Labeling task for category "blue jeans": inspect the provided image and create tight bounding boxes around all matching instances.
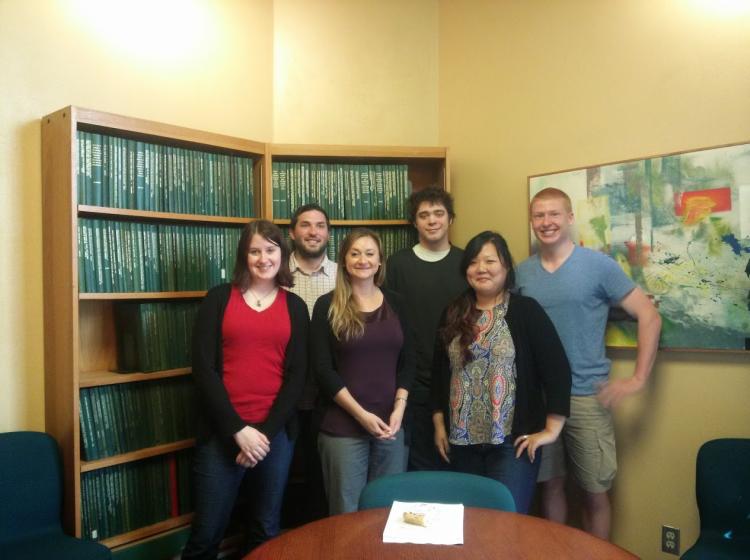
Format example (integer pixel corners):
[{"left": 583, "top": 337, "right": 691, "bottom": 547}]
[
  {"left": 450, "top": 440, "right": 540, "bottom": 514},
  {"left": 181, "top": 430, "right": 294, "bottom": 559},
  {"left": 318, "top": 430, "right": 405, "bottom": 515}
]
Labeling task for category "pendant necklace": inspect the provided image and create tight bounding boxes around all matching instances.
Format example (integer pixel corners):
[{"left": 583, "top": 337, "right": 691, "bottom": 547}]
[{"left": 247, "top": 286, "right": 277, "bottom": 308}]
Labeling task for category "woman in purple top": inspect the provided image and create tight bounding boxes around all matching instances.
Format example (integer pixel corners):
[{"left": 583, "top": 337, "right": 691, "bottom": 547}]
[{"left": 311, "top": 228, "right": 415, "bottom": 514}]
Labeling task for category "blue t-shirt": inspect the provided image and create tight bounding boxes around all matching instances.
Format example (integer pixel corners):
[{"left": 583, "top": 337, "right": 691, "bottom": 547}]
[{"left": 516, "top": 245, "right": 635, "bottom": 395}]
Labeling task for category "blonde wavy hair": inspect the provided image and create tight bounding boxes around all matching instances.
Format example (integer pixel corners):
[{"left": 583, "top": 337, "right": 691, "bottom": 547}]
[{"left": 329, "top": 228, "right": 386, "bottom": 341}]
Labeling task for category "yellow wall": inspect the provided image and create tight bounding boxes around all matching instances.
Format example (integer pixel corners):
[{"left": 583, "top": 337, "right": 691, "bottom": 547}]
[
  {"left": 0, "top": 0, "right": 274, "bottom": 431},
  {"left": 3, "top": 0, "right": 749, "bottom": 557},
  {"left": 0, "top": 0, "right": 439, "bottom": 431},
  {"left": 273, "top": 0, "right": 438, "bottom": 145},
  {"left": 438, "top": 1, "right": 750, "bottom": 557}
]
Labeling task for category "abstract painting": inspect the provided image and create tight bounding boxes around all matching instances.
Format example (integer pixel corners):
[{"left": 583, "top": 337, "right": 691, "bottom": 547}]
[{"left": 529, "top": 142, "right": 750, "bottom": 351}]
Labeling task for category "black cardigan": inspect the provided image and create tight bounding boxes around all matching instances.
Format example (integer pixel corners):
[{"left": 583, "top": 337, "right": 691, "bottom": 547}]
[
  {"left": 432, "top": 292, "right": 571, "bottom": 437},
  {"left": 311, "top": 288, "right": 416, "bottom": 405},
  {"left": 191, "top": 283, "right": 309, "bottom": 443}
]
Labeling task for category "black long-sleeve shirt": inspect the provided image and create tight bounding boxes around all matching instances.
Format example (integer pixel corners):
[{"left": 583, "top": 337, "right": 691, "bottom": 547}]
[{"left": 385, "top": 247, "right": 467, "bottom": 394}]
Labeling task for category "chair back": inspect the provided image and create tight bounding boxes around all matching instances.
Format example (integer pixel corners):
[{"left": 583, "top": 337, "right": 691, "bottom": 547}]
[
  {"left": 0, "top": 431, "right": 63, "bottom": 542},
  {"left": 695, "top": 438, "right": 750, "bottom": 533},
  {"left": 358, "top": 471, "right": 516, "bottom": 512}
]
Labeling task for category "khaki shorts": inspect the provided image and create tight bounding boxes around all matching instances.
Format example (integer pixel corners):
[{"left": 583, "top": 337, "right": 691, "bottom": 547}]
[{"left": 537, "top": 395, "right": 617, "bottom": 493}]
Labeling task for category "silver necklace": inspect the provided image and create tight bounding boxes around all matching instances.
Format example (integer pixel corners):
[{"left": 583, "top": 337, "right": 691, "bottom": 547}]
[{"left": 247, "top": 286, "right": 277, "bottom": 307}]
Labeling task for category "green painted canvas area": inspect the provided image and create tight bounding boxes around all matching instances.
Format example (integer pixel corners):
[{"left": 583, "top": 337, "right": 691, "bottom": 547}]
[{"left": 530, "top": 142, "right": 750, "bottom": 351}]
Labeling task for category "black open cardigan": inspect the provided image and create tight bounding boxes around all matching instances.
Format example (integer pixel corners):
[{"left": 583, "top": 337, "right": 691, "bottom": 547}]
[
  {"left": 432, "top": 292, "right": 572, "bottom": 438},
  {"left": 191, "top": 283, "right": 309, "bottom": 443}
]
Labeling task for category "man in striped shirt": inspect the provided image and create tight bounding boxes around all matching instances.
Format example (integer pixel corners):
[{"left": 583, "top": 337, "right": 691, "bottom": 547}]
[{"left": 287, "top": 203, "right": 337, "bottom": 520}]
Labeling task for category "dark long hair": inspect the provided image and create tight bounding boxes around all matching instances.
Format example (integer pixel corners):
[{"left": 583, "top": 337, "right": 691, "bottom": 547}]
[
  {"left": 232, "top": 220, "right": 294, "bottom": 291},
  {"left": 440, "top": 231, "right": 516, "bottom": 365}
]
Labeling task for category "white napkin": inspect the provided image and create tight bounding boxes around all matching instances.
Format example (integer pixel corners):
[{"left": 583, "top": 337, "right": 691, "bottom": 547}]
[{"left": 382, "top": 501, "right": 464, "bottom": 545}]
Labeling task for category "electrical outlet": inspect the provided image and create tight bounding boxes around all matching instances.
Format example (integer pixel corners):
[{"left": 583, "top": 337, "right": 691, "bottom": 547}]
[{"left": 661, "top": 525, "right": 680, "bottom": 555}]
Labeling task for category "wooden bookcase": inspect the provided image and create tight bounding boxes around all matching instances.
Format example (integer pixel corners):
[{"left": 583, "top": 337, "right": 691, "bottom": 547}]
[
  {"left": 42, "top": 106, "right": 450, "bottom": 551},
  {"left": 264, "top": 143, "right": 449, "bottom": 220},
  {"left": 41, "top": 106, "right": 265, "bottom": 549},
  {"left": 264, "top": 143, "right": 449, "bottom": 263}
]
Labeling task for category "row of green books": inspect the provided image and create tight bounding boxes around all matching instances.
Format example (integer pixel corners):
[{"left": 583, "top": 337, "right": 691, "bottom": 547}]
[
  {"left": 77, "top": 131, "right": 255, "bottom": 217},
  {"left": 78, "top": 218, "right": 241, "bottom": 292},
  {"left": 113, "top": 302, "right": 198, "bottom": 374},
  {"left": 81, "top": 450, "right": 192, "bottom": 541},
  {"left": 283, "top": 225, "right": 417, "bottom": 263},
  {"left": 79, "top": 377, "right": 196, "bottom": 461},
  {"left": 272, "top": 162, "right": 412, "bottom": 220}
]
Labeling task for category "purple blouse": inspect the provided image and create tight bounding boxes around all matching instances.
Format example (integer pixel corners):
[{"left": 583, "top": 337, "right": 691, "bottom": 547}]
[{"left": 320, "top": 301, "right": 404, "bottom": 437}]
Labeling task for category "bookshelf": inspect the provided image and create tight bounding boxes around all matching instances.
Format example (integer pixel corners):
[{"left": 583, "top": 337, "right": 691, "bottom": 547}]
[
  {"left": 264, "top": 143, "right": 449, "bottom": 260},
  {"left": 41, "top": 106, "right": 265, "bottom": 549},
  {"left": 42, "top": 106, "right": 450, "bottom": 551}
]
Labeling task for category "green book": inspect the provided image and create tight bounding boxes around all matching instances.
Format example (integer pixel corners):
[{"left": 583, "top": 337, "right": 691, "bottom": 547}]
[
  {"left": 90, "top": 133, "right": 103, "bottom": 206},
  {"left": 103, "top": 135, "right": 115, "bottom": 208},
  {"left": 79, "top": 388, "right": 98, "bottom": 461},
  {"left": 83, "top": 132, "right": 93, "bottom": 205},
  {"left": 77, "top": 131, "right": 86, "bottom": 204},
  {"left": 77, "top": 221, "right": 88, "bottom": 292},
  {"left": 92, "top": 220, "right": 104, "bottom": 292}
]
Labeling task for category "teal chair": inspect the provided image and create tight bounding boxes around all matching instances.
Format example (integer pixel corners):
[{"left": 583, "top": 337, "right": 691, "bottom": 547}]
[
  {"left": 681, "top": 438, "right": 750, "bottom": 559},
  {"left": 0, "top": 431, "right": 111, "bottom": 560},
  {"left": 358, "top": 471, "right": 516, "bottom": 512}
]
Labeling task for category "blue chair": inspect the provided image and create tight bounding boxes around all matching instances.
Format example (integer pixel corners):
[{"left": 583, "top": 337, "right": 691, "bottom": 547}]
[
  {"left": 358, "top": 471, "right": 516, "bottom": 512},
  {"left": 681, "top": 438, "right": 750, "bottom": 559},
  {"left": 0, "top": 431, "right": 111, "bottom": 560}
]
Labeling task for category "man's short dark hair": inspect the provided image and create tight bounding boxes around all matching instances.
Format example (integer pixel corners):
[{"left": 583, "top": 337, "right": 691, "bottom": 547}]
[
  {"left": 407, "top": 186, "right": 455, "bottom": 224},
  {"left": 290, "top": 203, "right": 331, "bottom": 229}
]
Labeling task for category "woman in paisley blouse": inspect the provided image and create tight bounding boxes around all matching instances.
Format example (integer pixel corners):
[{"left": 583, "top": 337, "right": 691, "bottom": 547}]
[{"left": 431, "top": 231, "right": 571, "bottom": 513}]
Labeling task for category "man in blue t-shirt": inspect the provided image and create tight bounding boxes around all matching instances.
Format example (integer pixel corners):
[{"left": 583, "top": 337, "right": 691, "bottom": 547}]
[{"left": 516, "top": 187, "right": 661, "bottom": 540}]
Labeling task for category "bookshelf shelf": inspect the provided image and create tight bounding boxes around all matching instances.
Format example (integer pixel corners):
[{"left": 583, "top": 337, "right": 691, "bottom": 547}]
[
  {"left": 81, "top": 439, "right": 196, "bottom": 473},
  {"left": 273, "top": 218, "right": 410, "bottom": 227},
  {"left": 79, "top": 291, "right": 207, "bottom": 301},
  {"left": 264, "top": 143, "right": 448, "bottom": 267},
  {"left": 79, "top": 367, "right": 191, "bottom": 388},
  {"left": 42, "top": 106, "right": 263, "bottom": 549},
  {"left": 78, "top": 205, "right": 254, "bottom": 225},
  {"left": 100, "top": 513, "right": 194, "bottom": 549},
  {"left": 269, "top": 143, "right": 446, "bottom": 159}
]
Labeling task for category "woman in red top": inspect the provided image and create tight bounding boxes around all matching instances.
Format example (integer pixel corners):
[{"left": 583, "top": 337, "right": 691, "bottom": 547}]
[{"left": 183, "top": 220, "right": 308, "bottom": 559}]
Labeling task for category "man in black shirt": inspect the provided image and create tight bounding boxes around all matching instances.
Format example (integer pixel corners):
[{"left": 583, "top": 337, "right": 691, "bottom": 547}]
[{"left": 386, "top": 187, "right": 467, "bottom": 470}]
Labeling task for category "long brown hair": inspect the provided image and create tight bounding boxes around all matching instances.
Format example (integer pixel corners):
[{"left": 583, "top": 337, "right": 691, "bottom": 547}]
[
  {"left": 441, "top": 231, "right": 515, "bottom": 366},
  {"left": 231, "top": 220, "right": 294, "bottom": 291},
  {"left": 329, "top": 228, "right": 385, "bottom": 341}
]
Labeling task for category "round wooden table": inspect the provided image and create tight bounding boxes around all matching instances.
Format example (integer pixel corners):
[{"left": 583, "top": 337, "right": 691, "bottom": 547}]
[{"left": 246, "top": 507, "right": 639, "bottom": 559}]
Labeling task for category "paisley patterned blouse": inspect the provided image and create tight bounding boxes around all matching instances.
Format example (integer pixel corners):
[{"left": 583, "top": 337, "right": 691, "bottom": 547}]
[{"left": 447, "top": 300, "right": 517, "bottom": 445}]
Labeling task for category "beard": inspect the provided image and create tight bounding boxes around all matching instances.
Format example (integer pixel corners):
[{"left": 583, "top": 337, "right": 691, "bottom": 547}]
[{"left": 294, "top": 240, "right": 328, "bottom": 259}]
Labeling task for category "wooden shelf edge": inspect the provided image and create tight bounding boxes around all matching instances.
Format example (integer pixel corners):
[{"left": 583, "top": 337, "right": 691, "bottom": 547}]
[
  {"left": 78, "top": 204, "right": 255, "bottom": 225},
  {"left": 81, "top": 439, "right": 196, "bottom": 472},
  {"left": 70, "top": 106, "right": 266, "bottom": 155},
  {"left": 273, "top": 219, "right": 410, "bottom": 226},
  {"left": 79, "top": 367, "right": 191, "bottom": 387},
  {"left": 79, "top": 291, "right": 207, "bottom": 300},
  {"left": 270, "top": 143, "right": 447, "bottom": 159},
  {"left": 100, "top": 513, "right": 194, "bottom": 549}
]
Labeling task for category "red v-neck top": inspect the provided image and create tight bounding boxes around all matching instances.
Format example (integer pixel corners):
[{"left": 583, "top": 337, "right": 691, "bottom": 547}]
[{"left": 221, "top": 287, "right": 291, "bottom": 424}]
